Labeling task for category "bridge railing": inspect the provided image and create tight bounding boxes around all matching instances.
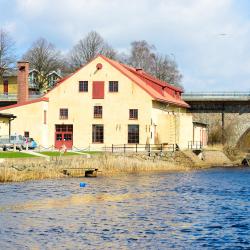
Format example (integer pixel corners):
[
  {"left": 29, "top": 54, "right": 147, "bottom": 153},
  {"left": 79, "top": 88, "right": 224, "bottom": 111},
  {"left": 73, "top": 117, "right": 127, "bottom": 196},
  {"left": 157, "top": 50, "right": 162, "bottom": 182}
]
[
  {"left": 0, "top": 94, "right": 17, "bottom": 101},
  {"left": 183, "top": 92, "right": 250, "bottom": 101},
  {"left": 183, "top": 91, "right": 250, "bottom": 97}
]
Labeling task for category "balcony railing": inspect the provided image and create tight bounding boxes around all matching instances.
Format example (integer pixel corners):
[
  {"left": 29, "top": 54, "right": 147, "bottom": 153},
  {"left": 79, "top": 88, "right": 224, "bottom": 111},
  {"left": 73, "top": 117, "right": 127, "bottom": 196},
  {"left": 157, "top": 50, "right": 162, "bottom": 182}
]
[
  {"left": 29, "top": 82, "right": 39, "bottom": 89},
  {"left": 0, "top": 94, "right": 18, "bottom": 101},
  {"left": 0, "top": 94, "right": 42, "bottom": 101}
]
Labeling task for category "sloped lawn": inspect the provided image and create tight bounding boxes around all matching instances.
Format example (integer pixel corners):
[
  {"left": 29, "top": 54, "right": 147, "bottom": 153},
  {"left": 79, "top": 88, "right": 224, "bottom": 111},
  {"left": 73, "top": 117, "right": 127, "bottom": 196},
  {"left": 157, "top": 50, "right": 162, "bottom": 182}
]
[
  {"left": 0, "top": 152, "right": 37, "bottom": 158},
  {"left": 38, "top": 151, "right": 79, "bottom": 157}
]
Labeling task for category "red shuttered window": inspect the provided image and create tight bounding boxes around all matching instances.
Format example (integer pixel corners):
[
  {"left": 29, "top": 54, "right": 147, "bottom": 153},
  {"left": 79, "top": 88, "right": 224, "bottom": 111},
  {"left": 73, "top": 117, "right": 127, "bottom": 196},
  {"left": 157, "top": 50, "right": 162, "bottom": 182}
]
[{"left": 92, "top": 81, "right": 104, "bottom": 99}]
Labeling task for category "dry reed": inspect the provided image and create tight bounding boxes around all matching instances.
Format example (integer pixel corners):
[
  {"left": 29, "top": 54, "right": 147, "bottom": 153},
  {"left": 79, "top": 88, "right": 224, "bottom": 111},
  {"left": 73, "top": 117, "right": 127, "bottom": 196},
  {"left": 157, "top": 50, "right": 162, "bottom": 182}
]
[{"left": 1, "top": 152, "right": 221, "bottom": 183}]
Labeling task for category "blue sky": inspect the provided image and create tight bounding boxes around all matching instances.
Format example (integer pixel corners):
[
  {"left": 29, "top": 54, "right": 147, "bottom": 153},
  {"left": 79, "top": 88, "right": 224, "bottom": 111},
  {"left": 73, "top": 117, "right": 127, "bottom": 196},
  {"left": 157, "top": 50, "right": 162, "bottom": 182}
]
[{"left": 0, "top": 0, "right": 250, "bottom": 91}]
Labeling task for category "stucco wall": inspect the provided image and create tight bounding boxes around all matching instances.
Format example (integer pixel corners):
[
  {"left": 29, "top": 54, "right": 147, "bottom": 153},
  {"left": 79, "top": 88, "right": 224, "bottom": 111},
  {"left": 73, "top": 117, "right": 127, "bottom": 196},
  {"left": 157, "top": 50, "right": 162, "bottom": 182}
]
[
  {"left": 0, "top": 57, "right": 191, "bottom": 149},
  {"left": 0, "top": 76, "right": 18, "bottom": 94},
  {"left": 0, "top": 118, "right": 10, "bottom": 136},
  {"left": 178, "top": 114, "right": 193, "bottom": 149},
  {"left": 45, "top": 57, "right": 153, "bottom": 148},
  {"left": 0, "top": 101, "right": 48, "bottom": 144},
  {"left": 193, "top": 125, "right": 208, "bottom": 147},
  {"left": 151, "top": 101, "right": 193, "bottom": 149}
]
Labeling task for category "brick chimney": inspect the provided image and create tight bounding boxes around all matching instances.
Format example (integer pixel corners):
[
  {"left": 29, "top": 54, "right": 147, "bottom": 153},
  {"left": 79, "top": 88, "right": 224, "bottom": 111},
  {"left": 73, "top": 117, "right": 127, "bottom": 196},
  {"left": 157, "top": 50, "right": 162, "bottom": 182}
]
[{"left": 17, "top": 61, "right": 29, "bottom": 103}]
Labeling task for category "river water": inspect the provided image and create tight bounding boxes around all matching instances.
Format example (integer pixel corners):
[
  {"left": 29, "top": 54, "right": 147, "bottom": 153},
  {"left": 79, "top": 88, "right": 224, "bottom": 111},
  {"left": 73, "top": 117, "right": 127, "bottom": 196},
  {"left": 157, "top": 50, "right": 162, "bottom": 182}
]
[{"left": 0, "top": 168, "right": 249, "bottom": 250}]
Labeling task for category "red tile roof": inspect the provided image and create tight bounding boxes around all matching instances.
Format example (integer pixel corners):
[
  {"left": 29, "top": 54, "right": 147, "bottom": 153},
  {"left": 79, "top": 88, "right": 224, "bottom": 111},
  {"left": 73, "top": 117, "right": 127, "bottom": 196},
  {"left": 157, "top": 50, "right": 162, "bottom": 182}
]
[
  {"left": 50, "top": 55, "right": 189, "bottom": 108},
  {"left": 0, "top": 97, "right": 49, "bottom": 111},
  {"left": 99, "top": 55, "right": 189, "bottom": 108},
  {"left": 0, "top": 55, "right": 189, "bottom": 111}
]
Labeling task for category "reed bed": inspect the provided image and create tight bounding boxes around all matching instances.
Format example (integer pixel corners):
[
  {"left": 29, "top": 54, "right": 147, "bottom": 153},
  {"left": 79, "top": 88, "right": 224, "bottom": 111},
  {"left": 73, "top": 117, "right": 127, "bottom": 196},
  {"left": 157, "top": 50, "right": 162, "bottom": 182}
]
[
  {"left": 0, "top": 152, "right": 206, "bottom": 183},
  {"left": 84, "top": 154, "right": 191, "bottom": 175},
  {"left": 0, "top": 165, "right": 63, "bottom": 182}
]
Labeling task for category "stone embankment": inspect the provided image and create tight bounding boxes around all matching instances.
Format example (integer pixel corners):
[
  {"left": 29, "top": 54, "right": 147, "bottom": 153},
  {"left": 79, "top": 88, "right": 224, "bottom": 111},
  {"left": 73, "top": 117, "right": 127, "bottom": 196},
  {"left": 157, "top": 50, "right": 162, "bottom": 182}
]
[{"left": 0, "top": 149, "right": 238, "bottom": 182}]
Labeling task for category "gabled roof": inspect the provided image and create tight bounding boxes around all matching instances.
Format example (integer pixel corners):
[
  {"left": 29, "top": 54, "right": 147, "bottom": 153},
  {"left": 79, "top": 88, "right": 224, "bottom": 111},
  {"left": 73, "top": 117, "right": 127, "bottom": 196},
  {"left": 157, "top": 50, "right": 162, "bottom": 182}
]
[
  {"left": 48, "top": 71, "right": 62, "bottom": 78},
  {"left": 99, "top": 55, "right": 189, "bottom": 108},
  {"left": 48, "top": 55, "right": 189, "bottom": 108}
]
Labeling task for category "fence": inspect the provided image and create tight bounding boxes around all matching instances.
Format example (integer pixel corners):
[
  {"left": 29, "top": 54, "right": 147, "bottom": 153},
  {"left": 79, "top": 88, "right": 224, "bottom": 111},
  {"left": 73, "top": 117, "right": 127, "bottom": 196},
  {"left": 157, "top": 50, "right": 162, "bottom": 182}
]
[
  {"left": 104, "top": 144, "right": 176, "bottom": 154},
  {"left": 188, "top": 141, "right": 203, "bottom": 150}
]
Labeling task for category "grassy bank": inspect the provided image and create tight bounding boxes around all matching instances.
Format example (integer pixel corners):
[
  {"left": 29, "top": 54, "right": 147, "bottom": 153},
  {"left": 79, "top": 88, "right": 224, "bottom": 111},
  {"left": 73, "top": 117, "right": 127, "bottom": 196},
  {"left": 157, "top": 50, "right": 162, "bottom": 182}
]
[
  {"left": 0, "top": 151, "right": 101, "bottom": 159},
  {"left": 0, "top": 153, "right": 192, "bottom": 183},
  {"left": 0, "top": 150, "right": 237, "bottom": 183},
  {"left": 38, "top": 151, "right": 79, "bottom": 157},
  {"left": 0, "top": 152, "right": 38, "bottom": 158}
]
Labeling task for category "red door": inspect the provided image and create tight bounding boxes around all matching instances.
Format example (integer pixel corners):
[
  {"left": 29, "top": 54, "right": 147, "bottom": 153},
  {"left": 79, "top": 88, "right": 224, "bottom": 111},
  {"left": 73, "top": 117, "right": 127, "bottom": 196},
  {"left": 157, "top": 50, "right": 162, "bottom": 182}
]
[
  {"left": 55, "top": 125, "right": 73, "bottom": 149},
  {"left": 92, "top": 81, "right": 104, "bottom": 99},
  {"left": 3, "top": 79, "right": 8, "bottom": 94}
]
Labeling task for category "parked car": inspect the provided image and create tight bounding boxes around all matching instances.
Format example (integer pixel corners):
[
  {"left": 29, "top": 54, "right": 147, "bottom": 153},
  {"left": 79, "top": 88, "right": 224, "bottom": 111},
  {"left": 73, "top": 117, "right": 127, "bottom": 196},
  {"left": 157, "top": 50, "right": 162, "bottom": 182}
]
[
  {"left": 22, "top": 137, "right": 37, "bottom": 149},
  {"left": 0, "top": 135, "right": 38, "bottom": 151},
  {"left": 9, "top": 135, "right": 24, "bottom": 150}
]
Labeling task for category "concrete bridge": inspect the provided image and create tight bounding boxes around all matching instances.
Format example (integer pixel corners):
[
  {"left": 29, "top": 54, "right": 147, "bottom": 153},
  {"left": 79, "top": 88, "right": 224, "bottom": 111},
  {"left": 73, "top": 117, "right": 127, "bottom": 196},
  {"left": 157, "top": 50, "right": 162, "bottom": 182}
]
[{"left": 183, "top": 92, "right": 250, "bottom": 150}]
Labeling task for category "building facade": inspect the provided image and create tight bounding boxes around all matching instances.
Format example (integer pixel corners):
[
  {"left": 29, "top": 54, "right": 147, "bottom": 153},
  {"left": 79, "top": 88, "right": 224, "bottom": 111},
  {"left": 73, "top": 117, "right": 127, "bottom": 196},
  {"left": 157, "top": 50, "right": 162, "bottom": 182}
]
[
  {"left": 0, "top": 69, "right": 61, "bottom": 96},
  {"left": 0, "top": 113, "right": 16, "bottom": 137},
  {"left": 0, "top": 55, "right": 194, "bottom": 150}
]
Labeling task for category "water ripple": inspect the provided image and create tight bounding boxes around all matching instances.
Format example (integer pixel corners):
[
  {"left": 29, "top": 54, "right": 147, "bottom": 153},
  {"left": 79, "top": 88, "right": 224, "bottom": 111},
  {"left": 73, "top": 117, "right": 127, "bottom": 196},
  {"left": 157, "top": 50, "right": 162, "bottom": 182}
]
[{"left": 0, "top": 168, "right": 250, "bottom": 249}]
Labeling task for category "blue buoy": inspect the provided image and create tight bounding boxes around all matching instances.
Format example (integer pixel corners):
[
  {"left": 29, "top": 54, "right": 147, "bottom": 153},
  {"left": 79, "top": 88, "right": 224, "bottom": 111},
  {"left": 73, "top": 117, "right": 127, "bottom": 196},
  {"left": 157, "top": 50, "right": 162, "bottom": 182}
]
[{"left": 80, "top": 182, "right": 87, "bottom": 187}]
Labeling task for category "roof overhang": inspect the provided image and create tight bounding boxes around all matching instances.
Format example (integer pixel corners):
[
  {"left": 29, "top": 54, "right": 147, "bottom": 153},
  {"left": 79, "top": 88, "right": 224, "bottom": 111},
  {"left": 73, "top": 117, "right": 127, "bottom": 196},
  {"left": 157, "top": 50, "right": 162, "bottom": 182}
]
[{"left": 0, "top": 113, "right": 17, "bottom": 119}]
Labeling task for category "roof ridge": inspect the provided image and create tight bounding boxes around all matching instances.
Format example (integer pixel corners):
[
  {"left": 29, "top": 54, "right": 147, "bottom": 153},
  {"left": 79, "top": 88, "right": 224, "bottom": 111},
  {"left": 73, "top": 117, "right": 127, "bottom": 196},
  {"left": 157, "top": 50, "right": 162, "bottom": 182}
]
[
  {"left": 99, "top": 55, "right": 189, "bottom": 108},
  {"left": 102, "top": 55, "right": 183, "bottom": 92}
]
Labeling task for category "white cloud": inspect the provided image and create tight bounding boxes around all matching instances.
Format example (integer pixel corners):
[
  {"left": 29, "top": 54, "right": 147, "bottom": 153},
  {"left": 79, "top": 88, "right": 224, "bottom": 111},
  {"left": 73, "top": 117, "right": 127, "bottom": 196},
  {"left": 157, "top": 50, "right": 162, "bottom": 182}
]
[
  {"left": 2, "top": 21, "right": 17, "bottom": 33},
  {"left": 1, "top": 0, "right": 250, "bottom": 90}
]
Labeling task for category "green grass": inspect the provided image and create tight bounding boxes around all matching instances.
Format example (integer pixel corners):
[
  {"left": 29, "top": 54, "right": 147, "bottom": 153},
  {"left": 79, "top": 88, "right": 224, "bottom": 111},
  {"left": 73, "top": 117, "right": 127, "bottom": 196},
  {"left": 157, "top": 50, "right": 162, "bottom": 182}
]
[
  {"left": 38, "top": 151, "right": 79, "bottom": 156},
  {"left": 0, "top": 152, "right": 37, "bottom": 158},
  {"left": 80, "top": 151, "right": 102, "bottom": 155},
  {"left": 0, "top": 151, "right": 102, "bottom": 158}
]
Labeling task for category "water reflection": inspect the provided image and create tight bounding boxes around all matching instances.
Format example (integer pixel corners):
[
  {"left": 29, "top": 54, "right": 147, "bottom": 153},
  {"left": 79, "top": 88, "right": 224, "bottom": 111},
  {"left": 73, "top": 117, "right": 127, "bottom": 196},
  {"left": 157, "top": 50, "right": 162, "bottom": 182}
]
[{"left": 0, "top": 168, "right": 250, "bottom": 249}]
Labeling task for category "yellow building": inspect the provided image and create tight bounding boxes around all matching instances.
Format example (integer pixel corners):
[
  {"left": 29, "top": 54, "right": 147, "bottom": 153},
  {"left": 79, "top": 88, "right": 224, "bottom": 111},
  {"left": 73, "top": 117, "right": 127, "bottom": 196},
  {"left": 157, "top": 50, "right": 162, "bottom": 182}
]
[
  {"left": 0, "top": 71, "right": 18, "bottom": 95},
  {"left": 0, "top": 69, "right": 61, "bottom": 96},
  {"left": 0, "top": 56, "right": 194, "bottom": 150},
  {"left": 0, "top": 113, "right": 16, "bottom": 137}
]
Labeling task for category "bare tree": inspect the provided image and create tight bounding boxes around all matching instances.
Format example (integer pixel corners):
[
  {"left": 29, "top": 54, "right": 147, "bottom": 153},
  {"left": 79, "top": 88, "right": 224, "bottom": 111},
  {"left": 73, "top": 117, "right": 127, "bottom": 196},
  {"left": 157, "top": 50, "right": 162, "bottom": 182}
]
[
  {"left": 129, "top": 40, "right": 155, "bottom": 73},
  {"left": 127, "top": 40, "right": 182, "bottom": 88},
  {"left": 69, "top": 31, "right": 117, "bottom": 70},
  {"left": 0, "top": 29, "right": 16, "bottom": 77},
  {"left": 153, "top": 54, "right": 182, "bottom": 87},
  {"left": 23, "top": 38, "right": 63, "bottom": 92}
]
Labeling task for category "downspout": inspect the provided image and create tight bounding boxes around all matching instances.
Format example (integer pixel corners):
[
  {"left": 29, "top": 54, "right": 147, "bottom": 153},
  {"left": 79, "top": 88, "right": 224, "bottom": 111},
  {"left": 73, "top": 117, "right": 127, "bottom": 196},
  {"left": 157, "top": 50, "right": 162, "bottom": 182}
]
[{"left": 9, "top": 119, "right": 11, "bottom": 138}]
